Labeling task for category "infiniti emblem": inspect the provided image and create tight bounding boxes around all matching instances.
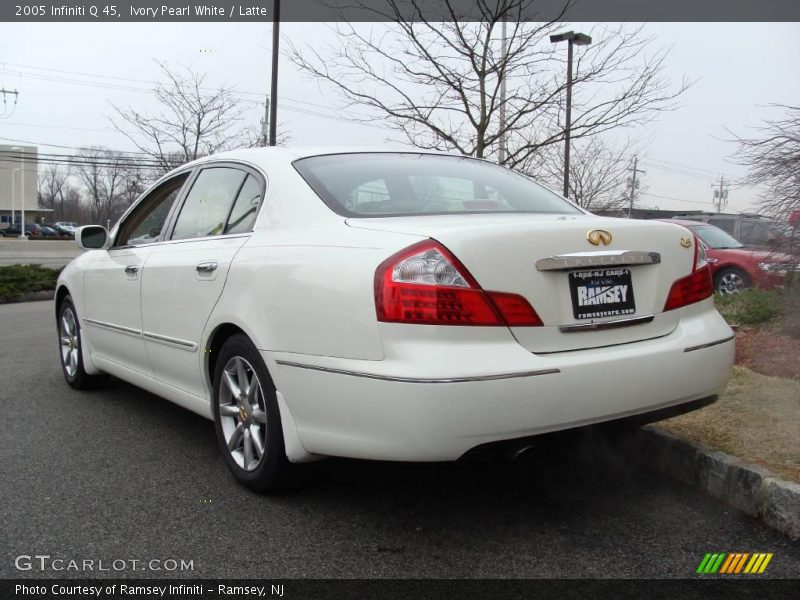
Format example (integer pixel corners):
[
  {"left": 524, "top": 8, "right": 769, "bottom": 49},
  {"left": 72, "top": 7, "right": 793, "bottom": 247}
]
[{"left": 586, "top": 229, "right": 613, "bottom": 246}]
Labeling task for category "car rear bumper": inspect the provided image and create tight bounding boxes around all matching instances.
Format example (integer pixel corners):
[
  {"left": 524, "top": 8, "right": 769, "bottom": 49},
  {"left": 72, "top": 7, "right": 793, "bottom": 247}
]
[{"left": 267, "top": 301, "right": 734, "bottom": 461}]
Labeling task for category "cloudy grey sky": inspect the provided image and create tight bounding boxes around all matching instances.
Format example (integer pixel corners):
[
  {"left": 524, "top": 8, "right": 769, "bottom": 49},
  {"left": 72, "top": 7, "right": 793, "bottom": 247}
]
[{"left": 1, "top": 21, "right": 798, "bottom": 213}]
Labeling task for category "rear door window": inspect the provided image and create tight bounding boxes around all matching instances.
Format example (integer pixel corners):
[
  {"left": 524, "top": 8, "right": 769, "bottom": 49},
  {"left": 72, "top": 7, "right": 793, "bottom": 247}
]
[{"left": 171, "top": 168, "right": 247, "bottom": 241}]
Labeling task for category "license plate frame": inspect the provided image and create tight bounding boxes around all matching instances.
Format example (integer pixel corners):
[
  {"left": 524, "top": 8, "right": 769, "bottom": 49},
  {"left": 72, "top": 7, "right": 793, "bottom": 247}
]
[{"left": 568, "top": 268, "right": 636, "bottom": 320}]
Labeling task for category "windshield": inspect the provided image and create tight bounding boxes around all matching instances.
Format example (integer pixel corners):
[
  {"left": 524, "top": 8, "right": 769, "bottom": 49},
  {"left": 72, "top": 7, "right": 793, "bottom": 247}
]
[
  {"left": 293, "top": 153, "right": 581, "bottom": 217},
  {"left": 690, "top": 224, "right": 744, "bottom": 249}
]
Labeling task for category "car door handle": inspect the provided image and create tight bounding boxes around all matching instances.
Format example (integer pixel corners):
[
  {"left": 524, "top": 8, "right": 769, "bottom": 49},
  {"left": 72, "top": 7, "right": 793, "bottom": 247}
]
[
  {"left": 124, "top": 265, "right": 139, "bottom": 275},
  {"left": 196, "top": 262, "right": 218, "bottom": 273}
]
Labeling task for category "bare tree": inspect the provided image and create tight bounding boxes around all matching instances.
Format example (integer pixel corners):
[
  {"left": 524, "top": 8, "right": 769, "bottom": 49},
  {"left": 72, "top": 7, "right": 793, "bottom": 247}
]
[
  {"left": 37, "top": 163, "right": 70, "bottom": 221},
  {"left": 110, "top": 62, "right": 250, "bottom": 174},
  {"left": 729, "top": 104, "right": 800, "bottom": 223},
  {"left": 289, "top": 0, "right": 689, "bottom": 170},
  {"left": 531, "top": 137, "right": 636, "bottom": 212},
  {"left": 76, "top": 147, "right": 128, "bottom": 225}
]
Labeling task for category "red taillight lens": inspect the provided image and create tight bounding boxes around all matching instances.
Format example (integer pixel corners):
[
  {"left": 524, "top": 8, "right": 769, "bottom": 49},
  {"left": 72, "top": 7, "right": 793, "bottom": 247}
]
[
  {"left": 487, "top": 291, "right": 544, "bottom": 326},
  {"left": 664, "top": 235, "right": 713, "bottom": 311},
  {"left": 375, "top": 240, "right": 542, "bottom": 327}
]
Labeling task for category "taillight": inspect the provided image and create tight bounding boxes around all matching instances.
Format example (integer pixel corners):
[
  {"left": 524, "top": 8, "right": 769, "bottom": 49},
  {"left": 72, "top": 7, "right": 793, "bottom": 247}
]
[
  {"left": 664, "top": 235, "right": 713, "bottom": 311},
  {"left": 375, "top": 240, "right": 542, "bottom": 326}
]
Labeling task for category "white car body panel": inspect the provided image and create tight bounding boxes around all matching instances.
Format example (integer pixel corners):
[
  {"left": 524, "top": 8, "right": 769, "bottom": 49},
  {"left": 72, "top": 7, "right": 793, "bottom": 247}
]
[
  {"left": 56, "top": 147, "right": 734, "bottom": 463},
  {"left": 141, "top": 234, "right": 249, "bottom": 398}
]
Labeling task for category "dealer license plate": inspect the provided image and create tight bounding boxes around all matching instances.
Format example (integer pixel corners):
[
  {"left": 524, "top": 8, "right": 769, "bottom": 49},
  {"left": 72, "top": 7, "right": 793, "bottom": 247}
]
[{"left": 568, "top": 268, "right": 636, "bottom": 320}]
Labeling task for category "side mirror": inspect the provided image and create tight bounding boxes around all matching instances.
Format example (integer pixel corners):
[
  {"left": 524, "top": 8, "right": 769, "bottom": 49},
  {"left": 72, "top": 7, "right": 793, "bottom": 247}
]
[{"left": 76, "top": 225, "right": 109, "bottom": 250}]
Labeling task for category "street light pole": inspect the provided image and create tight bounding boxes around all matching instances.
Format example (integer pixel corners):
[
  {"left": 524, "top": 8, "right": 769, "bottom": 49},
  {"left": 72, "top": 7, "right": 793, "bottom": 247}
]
[{"left": 550, "top": 31, "right": 591, "bottom": 199}]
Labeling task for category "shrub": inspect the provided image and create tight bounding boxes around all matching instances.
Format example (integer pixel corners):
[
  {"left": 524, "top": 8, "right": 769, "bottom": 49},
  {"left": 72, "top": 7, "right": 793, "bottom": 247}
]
[
  {"left": 714, "top": 288, "right": 785, "bottom": 326},
  {"left": 0, "top": 264, "right": 61, "bottom": 301}
]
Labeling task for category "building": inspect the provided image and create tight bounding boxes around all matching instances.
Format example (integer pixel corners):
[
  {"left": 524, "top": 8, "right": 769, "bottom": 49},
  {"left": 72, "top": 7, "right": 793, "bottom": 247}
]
[{"left": 0, "top": 144, "right": 52, "bottom": 228}]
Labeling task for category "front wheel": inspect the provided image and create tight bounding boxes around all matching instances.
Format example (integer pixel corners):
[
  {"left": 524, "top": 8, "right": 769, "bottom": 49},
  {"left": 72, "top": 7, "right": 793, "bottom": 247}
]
[
  {"left": 212, "top": 334, "right": 298, "bottom": 492},
  {"left": 715, "top": 268, "right": 751, "bottom": 295},
  {"left": 58, "top": 296, "right": 107, "bottom": 389}
]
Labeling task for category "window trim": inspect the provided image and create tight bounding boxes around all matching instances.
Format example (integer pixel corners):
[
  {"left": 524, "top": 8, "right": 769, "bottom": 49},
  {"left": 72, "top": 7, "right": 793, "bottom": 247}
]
[
  {"left": 111, "top": 169, "right": 194, "bottom": 250},
  {"left": 163, "top": 161, "right": 267, "bottom": 242}
]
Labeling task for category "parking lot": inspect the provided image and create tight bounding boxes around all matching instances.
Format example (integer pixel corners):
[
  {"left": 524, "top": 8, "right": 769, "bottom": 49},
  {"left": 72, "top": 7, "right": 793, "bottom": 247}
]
[
  {"left": 2, "top": 300, "right": 799, "bottom": 579},
  {"left": 0, "top": 239, "right": 83, "bottom": 268}
]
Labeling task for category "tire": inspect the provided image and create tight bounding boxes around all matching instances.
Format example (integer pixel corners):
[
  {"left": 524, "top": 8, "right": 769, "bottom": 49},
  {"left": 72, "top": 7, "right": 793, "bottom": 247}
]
[
  {"left": 212, "top": 334, "right": 298, "bottom": 492},
  {"left": 57, "top": 296, "right": 107, "bottom": 389},
  {"left": 715, "top": 268, "right": 751, "bottom": 295}
]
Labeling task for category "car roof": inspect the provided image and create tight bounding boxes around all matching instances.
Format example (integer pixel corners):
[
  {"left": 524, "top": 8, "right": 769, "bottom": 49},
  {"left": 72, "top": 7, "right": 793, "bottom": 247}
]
[{"left": 181, "top": 146, "right": 489, "bottom": 170}]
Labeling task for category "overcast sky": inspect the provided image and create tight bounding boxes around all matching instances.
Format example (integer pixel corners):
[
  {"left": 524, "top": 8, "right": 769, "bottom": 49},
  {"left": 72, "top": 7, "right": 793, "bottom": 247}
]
[{"left": 1, "top": 21, "right": 798, "bottom": 213}]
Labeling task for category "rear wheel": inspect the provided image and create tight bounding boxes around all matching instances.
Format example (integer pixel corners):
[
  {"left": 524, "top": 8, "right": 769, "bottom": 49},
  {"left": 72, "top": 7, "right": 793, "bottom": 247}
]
[
  {"left": 58, "top": 296, "right": 107, "bottom": 389},
  {"left": 715, "top": 268, "right": 751, "bottom": 295},
  {"left": 212, "top": 334, "right": 298, "bottom": 492}
]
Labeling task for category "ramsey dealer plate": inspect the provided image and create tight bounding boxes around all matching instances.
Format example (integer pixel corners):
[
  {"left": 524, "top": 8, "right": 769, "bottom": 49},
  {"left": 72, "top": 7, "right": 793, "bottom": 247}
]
[{"left": 568, "top": 268, "right": 636, "bottom": 320}]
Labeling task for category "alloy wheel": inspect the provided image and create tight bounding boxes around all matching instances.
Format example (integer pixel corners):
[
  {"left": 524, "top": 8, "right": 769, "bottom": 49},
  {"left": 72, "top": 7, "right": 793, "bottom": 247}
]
[
  {"left": 717, "top": 271, "right": 747, "bottom": 295},
  {"left": 217, "top": 356, "right": 268, "bottom": 471},
  {"left": 59, "top": 307, "right": 80, "bottom": 377}
]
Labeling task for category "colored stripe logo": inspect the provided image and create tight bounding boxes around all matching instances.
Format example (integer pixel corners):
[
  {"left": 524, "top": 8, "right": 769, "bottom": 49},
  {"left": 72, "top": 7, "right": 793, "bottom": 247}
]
[{"left": 696, "top": 552, "right": 773, "bottom": 574}]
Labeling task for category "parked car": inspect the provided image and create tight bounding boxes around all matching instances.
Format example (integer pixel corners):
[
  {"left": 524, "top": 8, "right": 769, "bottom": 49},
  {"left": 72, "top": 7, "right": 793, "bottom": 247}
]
[
  {"left": 53, "top": 222, "right": 78, "bottom": 237},
  {"left": 38, "top": 226, "right": 59, "bottom": 237},
  {"left": 671, "top": 212, "right": 789, "bottom": 250},
  {"left": 668, "top": 220, "right": 797, "bottom": 294},
  {"left": 55, "top": 148, "right": 734, "bottom": 491},
  {"left": 0, "top": 223, "right": 41, "bottom": 237}
]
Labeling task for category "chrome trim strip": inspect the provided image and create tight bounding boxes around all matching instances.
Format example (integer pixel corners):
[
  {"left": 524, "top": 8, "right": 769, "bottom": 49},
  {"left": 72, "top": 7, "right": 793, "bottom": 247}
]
[
  {"left": 559, "top": 315, "right": 655, "bottom": 333},
  {"left": 83, "top": 318, "right": 142, "bottom": 337},
  {"left": 142, "top": 331, "right": 198, "bottom": 352},
  {"left": 275, "top": 360, "right": 560, "bottom": 383},
  {"left": 684, "top": 335, "right": 735, "bottom": 353},
  {"left": 536, "top": 251, "right": 661, "bottom": 271}
]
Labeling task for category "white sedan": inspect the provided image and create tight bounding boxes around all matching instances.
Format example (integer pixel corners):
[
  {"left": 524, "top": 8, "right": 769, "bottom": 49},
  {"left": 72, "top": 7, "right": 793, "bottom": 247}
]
[{"left": 56, "top": 148, "right": 734, "bottom": 491}]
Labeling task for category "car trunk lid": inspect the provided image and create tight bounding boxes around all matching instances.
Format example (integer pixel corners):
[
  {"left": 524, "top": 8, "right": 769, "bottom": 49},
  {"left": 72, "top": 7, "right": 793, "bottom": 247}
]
[{"left": 348, "top": 214, "right": 697, "bottom": 353}]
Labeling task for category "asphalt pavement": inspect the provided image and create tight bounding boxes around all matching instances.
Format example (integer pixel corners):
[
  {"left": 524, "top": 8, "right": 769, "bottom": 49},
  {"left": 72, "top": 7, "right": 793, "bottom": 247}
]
[{"left": 1, "top": 301, "right": 799, "bottom": 579}]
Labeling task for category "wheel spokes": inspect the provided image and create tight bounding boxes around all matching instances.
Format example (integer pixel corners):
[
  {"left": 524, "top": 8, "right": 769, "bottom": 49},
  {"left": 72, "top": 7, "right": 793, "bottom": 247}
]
[
  {"left": 219, "top": 404, "right": 239, "bottom": 418},
  {"left": 223, "top": 370, "right": 241, "bottom": 398},
  {"left": 228, "top": 423, "right": 244, "bottom": 451},
  {"left": 250, "top": 425, "right": 265, "bottom": 458}
]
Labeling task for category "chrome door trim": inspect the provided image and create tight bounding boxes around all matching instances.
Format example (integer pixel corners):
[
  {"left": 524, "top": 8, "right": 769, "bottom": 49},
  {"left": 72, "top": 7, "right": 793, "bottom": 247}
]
[
  {"left": 684, "top": 335, "right": 735, "bottom": 353},
  {"left": 83, "top": 318, "right": 142, "bottom": 338},
  {"left": 559, "top": 315, "right": 655, "bottom": 333},
  {"left": 275, "top": 360, "right": 560, "bottom": 383},
  {"left": 536, "top": 251, "right": 661, "bottom": 271},
  {"left": 142, "top": 331, "right": 198, "bottom": 352}
]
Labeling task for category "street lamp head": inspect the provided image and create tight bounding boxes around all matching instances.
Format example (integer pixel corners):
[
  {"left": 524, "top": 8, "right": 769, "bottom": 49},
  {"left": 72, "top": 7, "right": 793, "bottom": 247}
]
[{"left": 550, "top": 31, "right": 592, "bottom": 45}]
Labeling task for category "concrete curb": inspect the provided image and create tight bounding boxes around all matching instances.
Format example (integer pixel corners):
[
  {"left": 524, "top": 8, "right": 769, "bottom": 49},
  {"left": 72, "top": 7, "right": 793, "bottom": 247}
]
[
  {"left": 0, "top": 290, "right": 54, "bottom": 305},
  {"left": 636, "top": 425, "right": 800, "bottom": 540}
]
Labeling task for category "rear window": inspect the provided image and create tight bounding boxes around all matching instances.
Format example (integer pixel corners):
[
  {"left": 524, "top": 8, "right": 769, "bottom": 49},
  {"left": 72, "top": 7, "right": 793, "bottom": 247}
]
[{"left": 293, "top": 153, "right": 581, "bottom": 217}]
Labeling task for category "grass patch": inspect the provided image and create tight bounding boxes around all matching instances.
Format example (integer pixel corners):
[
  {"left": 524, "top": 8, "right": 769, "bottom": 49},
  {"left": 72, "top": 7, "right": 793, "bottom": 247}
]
[
  {"left": 0, "top": 264, "right": 61, "bottom": 301},
  {"left": 714, "top": 288, "right": 785, "bottom": 326},
  {"left": 659, "top": 366, "right": 800, "bottom": 482}
]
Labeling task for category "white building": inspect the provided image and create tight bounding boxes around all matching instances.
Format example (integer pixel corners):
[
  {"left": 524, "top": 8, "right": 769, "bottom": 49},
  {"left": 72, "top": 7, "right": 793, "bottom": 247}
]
[{"left": 0, "top": 144, "right": 51, "bottom": 227}]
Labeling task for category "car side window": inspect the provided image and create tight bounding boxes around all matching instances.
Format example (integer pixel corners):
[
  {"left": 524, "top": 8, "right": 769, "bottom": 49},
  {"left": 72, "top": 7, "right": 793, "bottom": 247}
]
[
  {"left": 740, "top": 221, "right": 769, "bottom": 246},
  {"left": 708, "top": 218, "right": 736, "bottom": 236},
  {"left": 115, "top": 173, "right": 189, "bottom": 247},
  {"left": 171, "top": 167, "right": 247, "bottom": 241},
  {"left": 224, "top": 174, "right": 262, "bottom": 235}
]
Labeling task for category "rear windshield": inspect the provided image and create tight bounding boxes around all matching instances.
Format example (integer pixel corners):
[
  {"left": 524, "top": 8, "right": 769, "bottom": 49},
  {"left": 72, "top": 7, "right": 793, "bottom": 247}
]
[
  {"left": 293, "top": 153, "right": 581, "bottom": 217},
  {"left": 691, "top": 224, "right": 744, "bottom": 249}
]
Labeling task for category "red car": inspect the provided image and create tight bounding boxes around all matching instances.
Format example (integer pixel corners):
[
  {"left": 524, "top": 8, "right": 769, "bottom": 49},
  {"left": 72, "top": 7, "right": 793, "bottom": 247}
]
[{"left": 669, "top": 220, "right": 796, "bottom": 294}]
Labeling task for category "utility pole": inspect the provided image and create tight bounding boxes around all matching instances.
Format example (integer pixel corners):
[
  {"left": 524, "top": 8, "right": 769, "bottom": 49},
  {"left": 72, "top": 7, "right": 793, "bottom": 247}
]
[
  {"left": 0, "top": 87, "right": 19, "bottom": 118},
  {"left": 498, "top": 19, "right": 507, "bottom": 165},
  {"left": 712, "top": 175, "right": 729, "bottom": 212},
  {"left": 261, "top": 94, "right": 270, "bottom": 147},
  {"left": 626, "top": 156, "right": 645, "bottom": 218},
  {"left": 268, "top": 0, "right": 280, "bottom": 147}
]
